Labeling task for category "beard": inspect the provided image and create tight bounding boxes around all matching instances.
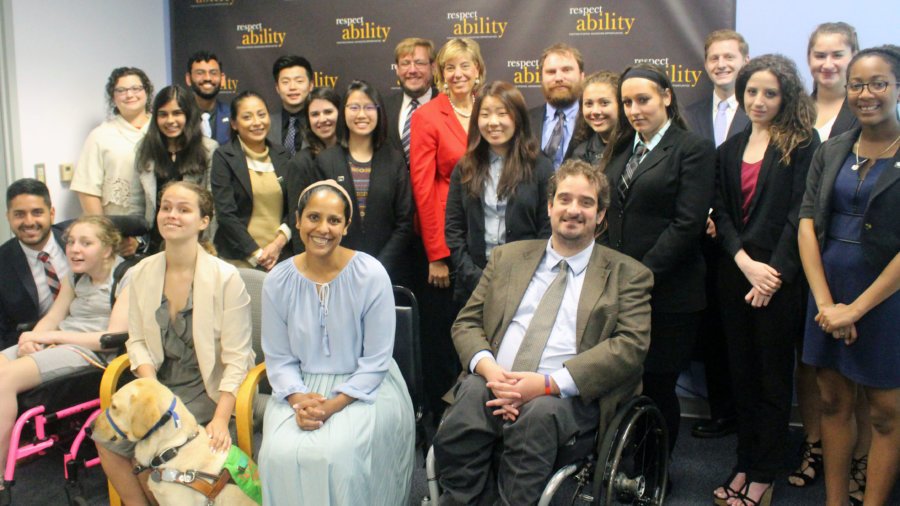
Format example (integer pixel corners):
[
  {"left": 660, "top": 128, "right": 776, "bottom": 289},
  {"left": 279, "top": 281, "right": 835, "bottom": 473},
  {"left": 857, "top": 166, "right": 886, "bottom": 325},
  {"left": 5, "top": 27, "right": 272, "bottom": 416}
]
[
  {"left": 545, "top": 84, "right": 579, "bottom": 109},
  {"left": 190, "top": 80, "right": 220, "bottom": 100}
]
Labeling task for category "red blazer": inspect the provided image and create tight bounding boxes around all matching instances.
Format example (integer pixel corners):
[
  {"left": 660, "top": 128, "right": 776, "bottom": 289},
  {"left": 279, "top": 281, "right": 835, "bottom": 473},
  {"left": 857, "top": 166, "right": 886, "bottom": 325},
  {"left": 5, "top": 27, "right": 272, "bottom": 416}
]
[{"left": 409, "top": 93, "right": 468, "bottom": 262}]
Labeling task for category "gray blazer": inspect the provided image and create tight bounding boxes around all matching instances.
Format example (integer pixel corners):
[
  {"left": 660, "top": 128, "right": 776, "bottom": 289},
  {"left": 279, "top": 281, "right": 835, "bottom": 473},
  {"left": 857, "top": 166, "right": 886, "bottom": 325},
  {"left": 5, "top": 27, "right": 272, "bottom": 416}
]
[{"left": 800, "top": 128, "right": 900, "bottom": 272}]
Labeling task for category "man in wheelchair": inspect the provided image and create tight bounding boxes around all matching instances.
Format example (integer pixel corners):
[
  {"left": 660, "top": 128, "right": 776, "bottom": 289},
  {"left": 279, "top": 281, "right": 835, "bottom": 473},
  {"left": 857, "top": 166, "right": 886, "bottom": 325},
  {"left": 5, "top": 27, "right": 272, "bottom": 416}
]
[{"left": 433, "top": 160, "right": 654, "bottom": 505}]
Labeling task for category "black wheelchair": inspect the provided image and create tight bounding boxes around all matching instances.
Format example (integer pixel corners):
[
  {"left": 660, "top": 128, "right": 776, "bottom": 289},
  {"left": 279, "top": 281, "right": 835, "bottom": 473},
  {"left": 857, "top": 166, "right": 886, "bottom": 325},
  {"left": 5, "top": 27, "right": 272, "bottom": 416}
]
[{"left": 421, "top": 395, "right": 669, "bottom": 505}]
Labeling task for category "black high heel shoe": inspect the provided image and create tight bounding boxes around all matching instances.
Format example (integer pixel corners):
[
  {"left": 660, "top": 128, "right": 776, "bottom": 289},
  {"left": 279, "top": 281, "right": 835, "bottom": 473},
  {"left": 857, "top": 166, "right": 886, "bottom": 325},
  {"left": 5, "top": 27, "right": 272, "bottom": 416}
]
[
  {"left": 848, "top": 454, "right": 867, "bottom": 506},
  {"left": 788, "top": 439, "right": 823, "bottom": 487},
  {"left": 714, "top": 470, "right": 744, "bottom": 506},
  {"left": 729, "top": 481, "right": 773, "bottom": 506}
]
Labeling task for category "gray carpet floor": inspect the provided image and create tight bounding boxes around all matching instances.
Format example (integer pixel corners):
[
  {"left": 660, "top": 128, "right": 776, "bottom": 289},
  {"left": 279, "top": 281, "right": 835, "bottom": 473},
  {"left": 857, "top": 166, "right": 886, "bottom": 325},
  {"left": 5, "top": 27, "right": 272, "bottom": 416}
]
[{"left": 8, "top": 418, "right": 899, "bottom": 505}]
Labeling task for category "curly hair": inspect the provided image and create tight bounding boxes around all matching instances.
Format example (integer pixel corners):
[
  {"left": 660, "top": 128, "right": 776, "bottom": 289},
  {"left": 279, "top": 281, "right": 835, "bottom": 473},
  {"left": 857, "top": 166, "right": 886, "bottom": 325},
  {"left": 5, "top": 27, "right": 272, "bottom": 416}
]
[
  {"left": 736, "top": 54, "right": 815, "bottom": 164},
  {"left": 105, "top": 67, "right": 154, "bottom": 116},
  {"left": 848, "top": 45, "right": 900, "bottom": 84}
]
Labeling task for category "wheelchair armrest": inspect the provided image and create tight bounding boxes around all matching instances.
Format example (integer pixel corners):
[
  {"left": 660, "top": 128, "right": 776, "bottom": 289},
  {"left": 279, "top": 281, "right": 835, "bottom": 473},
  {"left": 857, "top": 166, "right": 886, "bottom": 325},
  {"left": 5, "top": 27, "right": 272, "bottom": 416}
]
[
  {"left": 236, "top": 361, "right": 268, "bottom": 457},
  {"left": 16, "top": 321, "right": 36, "bottom": 332},
  {"left": 99, "top": 354, "right": 131, "bottom": 409},
  {"left": 99, "top": 332, "right": 128, "bottom": 350}
]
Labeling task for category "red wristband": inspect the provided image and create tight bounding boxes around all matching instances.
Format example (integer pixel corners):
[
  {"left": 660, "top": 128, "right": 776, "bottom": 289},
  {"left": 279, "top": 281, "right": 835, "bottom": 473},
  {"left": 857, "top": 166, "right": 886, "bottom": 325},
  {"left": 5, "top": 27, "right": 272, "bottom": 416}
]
[{"left": 544, "top": 374, "right": 552, "bottom": 396}]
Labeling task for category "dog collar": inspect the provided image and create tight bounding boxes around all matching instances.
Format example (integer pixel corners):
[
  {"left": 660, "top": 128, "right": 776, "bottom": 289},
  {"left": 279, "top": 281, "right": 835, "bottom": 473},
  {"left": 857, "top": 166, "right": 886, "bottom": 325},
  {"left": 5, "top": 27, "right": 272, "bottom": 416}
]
[
  {"left": 140, "top": 397, "right": 182, "bottom": 441},
  {"left": 105, "top": 408, "right": 129, "bottom": 441}
]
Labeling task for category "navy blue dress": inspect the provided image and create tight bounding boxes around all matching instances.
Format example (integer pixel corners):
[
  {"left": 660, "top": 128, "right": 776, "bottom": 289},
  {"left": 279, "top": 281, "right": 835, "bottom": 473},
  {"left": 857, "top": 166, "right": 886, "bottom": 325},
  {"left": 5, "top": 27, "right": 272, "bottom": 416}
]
[{"left": 803, "top": 155, "right": 900, "bottom": 388}]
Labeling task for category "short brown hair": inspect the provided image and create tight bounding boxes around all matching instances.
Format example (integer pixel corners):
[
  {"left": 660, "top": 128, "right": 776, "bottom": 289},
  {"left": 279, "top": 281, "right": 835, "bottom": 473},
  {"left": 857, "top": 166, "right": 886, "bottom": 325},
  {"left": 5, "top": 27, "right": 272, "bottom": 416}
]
[
  {"left": 548, "top": 159, "right": 610, "bottom": 211},
  {"left": 394, "top": 37, "right": 435, "bottom": 63},
  {"left": 540, "top": 43, "right": 584, "bottom": 72},
  {"left": 704, "top": 29, "right": 749, "bottom": 58}
]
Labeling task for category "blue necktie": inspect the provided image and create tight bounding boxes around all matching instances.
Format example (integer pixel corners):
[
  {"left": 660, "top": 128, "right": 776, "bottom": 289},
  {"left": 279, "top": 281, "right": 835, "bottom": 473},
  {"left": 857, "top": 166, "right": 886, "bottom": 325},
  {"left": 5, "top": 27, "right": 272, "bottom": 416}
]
[{"left": 714, "top": 100, "right": 729, "bottom": 147}]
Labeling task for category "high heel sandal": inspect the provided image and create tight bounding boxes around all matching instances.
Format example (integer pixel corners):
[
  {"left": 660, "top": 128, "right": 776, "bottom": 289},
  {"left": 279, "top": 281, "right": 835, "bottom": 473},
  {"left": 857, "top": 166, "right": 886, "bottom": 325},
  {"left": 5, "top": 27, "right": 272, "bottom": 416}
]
[
  {"left": 729, "top": 481, "right": 773, "bottom": 506},
  {"left": 787, "top": 439, "right": 823, "bottom": 487},
  {"left": 713, "top": 470, "right": 744, "bottom": 506},
  {"left": 848, "top": 454, "right": 867, "bottom": 506}
]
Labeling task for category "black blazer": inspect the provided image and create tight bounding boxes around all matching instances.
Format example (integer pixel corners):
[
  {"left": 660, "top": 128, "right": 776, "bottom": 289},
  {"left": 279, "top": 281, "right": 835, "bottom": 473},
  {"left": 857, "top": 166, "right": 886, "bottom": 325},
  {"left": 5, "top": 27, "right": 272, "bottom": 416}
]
[
  {"left": 313, "top": 144, "right": 414, "bottom": 279},
  {"left": 266, "top": 108, "right": 310, "bottom": 153},
  {"left": 284, "top": 149, "right": 317, "bottom": 253},
  {"left": 569, "top": 133, "right": 606, "bottom": 166},
  {"left": 822, "top": 98, "right": 859, "bottom": 140},
  {"left": 0, "top": 229, "right": 65, "bottom": 346},
  {"left": 384, "top": 87, "right": 438, "bottom": 157},
  {"left": 713, "top": 130, "right": 820, "bottom": 283},
  {"left": 210, "top": 137, "right": 293, "bottom": 260},
  {"left": 528, "top": 104, "right": 579, "bottom": 161},
  {"left": 604, "top": 124, "right": 716, "bottom": 313},
  {"left": 445, "top": 154, "right": 554, "bottom": 301},
  {"left": 800, "top": 128, "right": 900, "bottom": 272},
  {"left": 683, "top": 96, "right": 750, "bottom": 144}
]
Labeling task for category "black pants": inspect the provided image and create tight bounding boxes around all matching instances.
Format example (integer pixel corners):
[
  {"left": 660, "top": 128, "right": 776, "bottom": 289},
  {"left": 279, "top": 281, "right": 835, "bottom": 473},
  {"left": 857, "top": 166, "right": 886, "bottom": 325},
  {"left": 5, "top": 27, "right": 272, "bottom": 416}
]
[
  {"left": 410, "top": 240, "right": 461, "bottom": 420},
  {"left": 434, "top": 375, "right": 600, "bottom": 506},
  {"left": 698, "top": 242, "right": 736, "bottom": 420},
  {"left": 717, "top": 256, "right": 799, "bottom": 483}
]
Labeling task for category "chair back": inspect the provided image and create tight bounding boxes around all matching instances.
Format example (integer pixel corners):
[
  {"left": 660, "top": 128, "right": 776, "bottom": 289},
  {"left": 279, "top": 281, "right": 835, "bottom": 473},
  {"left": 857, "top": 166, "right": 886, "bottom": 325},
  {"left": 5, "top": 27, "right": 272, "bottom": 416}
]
[
  {"left": 392, "top": 286, "right": 424, "bottom": 419},
  {"left": 238, "top": 268, "right": 267, "bottom": 364}
]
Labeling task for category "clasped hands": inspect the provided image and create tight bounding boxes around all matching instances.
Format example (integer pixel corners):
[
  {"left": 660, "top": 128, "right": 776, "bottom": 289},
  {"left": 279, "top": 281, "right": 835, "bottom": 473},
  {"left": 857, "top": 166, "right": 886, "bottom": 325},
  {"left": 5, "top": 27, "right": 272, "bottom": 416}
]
[
  {"left": 736, "top": 253, "right": 782, "bottom": 308},
  {"left": 816, "top": 302, "right": 861, "bottom": 345},
  {"left": 16, "top": 331, "right": 55, "bottom": 357},
  {"left": 289, "top": 392, "right": 350, "bottom": 431},
  {"left": 483, "top": 366, "right": 554, "bottom": 422}
]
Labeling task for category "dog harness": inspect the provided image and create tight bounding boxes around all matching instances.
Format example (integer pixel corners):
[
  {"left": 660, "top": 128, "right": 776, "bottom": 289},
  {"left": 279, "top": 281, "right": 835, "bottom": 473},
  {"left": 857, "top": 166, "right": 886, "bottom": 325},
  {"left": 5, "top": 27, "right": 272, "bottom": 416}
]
[{"left": 147, "top": 446, "right": 262, "bottom": 505}]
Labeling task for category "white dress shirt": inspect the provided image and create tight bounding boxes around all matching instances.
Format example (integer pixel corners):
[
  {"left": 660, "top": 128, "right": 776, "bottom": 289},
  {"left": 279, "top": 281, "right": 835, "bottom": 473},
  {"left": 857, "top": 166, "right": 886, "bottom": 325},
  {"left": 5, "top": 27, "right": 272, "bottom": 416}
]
[{"left": 20, "top": 235, "right": 69, "bottom": 315}]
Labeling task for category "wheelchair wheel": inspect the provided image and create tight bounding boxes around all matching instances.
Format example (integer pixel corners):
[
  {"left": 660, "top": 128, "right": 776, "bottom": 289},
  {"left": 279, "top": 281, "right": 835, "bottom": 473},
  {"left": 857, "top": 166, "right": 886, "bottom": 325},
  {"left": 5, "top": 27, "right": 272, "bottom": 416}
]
[{"left": 593, "top": 397, "right": 668, "bottom": 505}]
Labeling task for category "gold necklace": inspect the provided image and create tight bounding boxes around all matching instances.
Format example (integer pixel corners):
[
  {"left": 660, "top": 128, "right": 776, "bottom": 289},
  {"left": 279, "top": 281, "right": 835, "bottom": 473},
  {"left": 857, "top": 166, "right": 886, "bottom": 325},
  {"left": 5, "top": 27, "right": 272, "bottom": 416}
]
[{"left": 853, "top": 132, "right": 900, "bottom": 171}]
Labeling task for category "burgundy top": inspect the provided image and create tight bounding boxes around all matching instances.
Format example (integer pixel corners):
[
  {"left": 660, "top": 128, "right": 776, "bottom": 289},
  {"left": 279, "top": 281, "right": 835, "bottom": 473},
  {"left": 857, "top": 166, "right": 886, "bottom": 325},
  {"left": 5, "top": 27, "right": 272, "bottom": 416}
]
[{"left": 740, "top": 159, "right": 763, "bottom": 223}]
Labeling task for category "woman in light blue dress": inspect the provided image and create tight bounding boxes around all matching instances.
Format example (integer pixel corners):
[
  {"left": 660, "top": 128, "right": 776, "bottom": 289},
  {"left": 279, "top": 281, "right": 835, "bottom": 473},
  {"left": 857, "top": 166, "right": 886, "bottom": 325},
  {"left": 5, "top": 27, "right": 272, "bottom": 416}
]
[{"left": 259, "top": 180, "right": 414, "bottom": 505}]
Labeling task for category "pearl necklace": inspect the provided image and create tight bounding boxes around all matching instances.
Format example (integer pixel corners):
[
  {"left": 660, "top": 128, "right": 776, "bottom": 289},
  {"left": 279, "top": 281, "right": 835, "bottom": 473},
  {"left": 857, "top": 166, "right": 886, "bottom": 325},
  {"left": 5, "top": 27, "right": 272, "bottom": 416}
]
[
  {"left": 449, "top": 99, "right": 472, "bottom": 118},
  {"left": 853, "top": 132, "right": 900, "bottom": 171}
]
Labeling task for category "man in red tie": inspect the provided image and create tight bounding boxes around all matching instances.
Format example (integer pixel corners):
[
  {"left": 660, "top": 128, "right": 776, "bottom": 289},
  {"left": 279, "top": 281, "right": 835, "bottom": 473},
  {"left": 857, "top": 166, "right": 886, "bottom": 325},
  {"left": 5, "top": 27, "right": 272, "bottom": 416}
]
[{"left": 0, "top": 179, "right": 68, "bottom": 348}]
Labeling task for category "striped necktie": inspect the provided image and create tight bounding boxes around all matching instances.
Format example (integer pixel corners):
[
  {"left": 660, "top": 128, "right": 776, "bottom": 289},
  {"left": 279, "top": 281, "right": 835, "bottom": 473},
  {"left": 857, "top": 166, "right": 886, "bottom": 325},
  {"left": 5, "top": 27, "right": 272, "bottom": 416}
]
[
  {"left": 401, "top": 98, "right": 419, "bottom": 165},
  {"left": 37, "top": 251, "right": 60, "bottom": 299},
  {"left": 617, "top": 143, "right": 648, "bottom": 204}
]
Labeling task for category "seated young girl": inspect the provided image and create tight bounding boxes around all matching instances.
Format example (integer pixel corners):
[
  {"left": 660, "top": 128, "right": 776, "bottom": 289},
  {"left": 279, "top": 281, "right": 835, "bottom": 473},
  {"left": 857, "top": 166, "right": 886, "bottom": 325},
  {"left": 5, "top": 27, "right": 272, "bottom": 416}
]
[
  {"left": 95, "top": 181, "right": 254, "bottom": 505},
  {"left": 0, "top": 216, "right": 129, "bottom": 487}
]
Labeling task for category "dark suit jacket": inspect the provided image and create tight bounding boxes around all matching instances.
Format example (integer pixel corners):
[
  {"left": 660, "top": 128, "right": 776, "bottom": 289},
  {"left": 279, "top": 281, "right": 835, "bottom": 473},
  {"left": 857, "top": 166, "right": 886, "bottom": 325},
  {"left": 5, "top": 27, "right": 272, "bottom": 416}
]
[
  {"left": 313, "top": 145, "right": 414, "bottom": 280},
  {"left": 800, "top": 128, "right": 900, "bottom": 272},
  {"left": 0, "top": 229, "right": 65, "bottom": 346},
  {"left": 409, "top": 93, "right": 468, "bottom": 262},
  {"left": 713, "top": 130, "right": 820, "bottom": 283},
  {"left": 210, "top": 137, "right": 292, "bottom": 260},
  {"left": 450, "top": 239, "right": 653, "bottom": 441},
  {"left": 683, "top": 96, "right": 750, "bottom": 144},
  {"left": 528, "top": 104, "right": 578, "bottom": 161},
  {"left": 445, "top": 155, "right": 554, "bottom": 301},
  {"left": 211, "top": 100, "right": 232, "bottom": 146},
  {"left": 284, "top": 149, "right": 317, "bottom": 253},
  {"left": 604, "top": 124, "right": 716, "bottom": 313},
  {"left": 823, "top": 98, "right": 859, "bottom": 140},
  {"left": 384, "top": 87, "right": 438, "bottom": 157},
  {"left": 266, "top": 108, "right": 309, "bottom": 153}
]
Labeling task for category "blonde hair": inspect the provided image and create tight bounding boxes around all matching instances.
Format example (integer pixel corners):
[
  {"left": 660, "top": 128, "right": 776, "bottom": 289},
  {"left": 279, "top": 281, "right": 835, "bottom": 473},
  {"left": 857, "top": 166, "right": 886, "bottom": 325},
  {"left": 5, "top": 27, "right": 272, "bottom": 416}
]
[
  {"left": 65, "top": 215, "right": 122, "bottom": 262},
  {"left": 394, "top": 37, "right": 435, "bottom": 63},
  {"left": 704, "top": 29, "right": 749, "bottom": 58},
  {"left": 435, "top": 38, "right": 486, "bottom": 95}
]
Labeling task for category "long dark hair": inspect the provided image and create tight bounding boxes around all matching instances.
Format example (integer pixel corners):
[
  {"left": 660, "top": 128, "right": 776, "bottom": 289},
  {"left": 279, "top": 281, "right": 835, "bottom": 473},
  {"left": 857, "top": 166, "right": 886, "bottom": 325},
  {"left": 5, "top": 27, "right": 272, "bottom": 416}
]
[
  {"left": 458, "top": 81, "right": 539, "bottom": 199},
  {"left": 136, "top": 85, "right": 208, "bottom": 178},
  {"left": 304, "top": 87, "right": 344, "bottom": 158},
  {"left": 339, "top": 80, "right": 387, "bottom": 150},
  {"left": 736, "top": 55, "right": 815, "bottom": 164},
  {"left": 571, "top": 71, "right": 620, "bottom": 147},
  {"left": 229, "top": 90, "right": 269, "bottom": 142},
  {"left": 601, "top": 64, "right": 687, "bottom": 166}
]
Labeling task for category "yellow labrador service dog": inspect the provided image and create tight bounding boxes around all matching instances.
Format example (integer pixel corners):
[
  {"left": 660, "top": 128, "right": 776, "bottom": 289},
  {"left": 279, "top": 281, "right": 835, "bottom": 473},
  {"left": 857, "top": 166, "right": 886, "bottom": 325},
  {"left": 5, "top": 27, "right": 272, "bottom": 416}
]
[{"left": 91, "top": 378, "right": 260, "bottom": 506}]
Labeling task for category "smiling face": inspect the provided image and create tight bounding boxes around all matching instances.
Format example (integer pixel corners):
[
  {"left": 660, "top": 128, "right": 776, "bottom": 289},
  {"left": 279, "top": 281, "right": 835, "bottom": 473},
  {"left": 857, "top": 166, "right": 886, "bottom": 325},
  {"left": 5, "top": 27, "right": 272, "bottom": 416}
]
[
  {"left": 808, "top": 33, "right": 854, "bottom": 91},
  {"left": 396, "top": 45, "right": 435, "bottom": 98},
  {"left": 621, "top": 77, "right": 671, "bottom": 141},
  {"left": 308, "top": 98, "right": 338, "bottom": 144},
  {"left": 541, "top": 51, "right": 584, "bottom": 108},
  {"left": 113, "top": 74, "right": 148, "bottom": 118},
  {"left": 156, "top": 99, "right": 186, "bottom": 140},
  {"left": 185, "top": 59, "right": 222, "bottom": 100},
  {"left": 344, "top": 90, "right": 378, "bottom": 140},
  {"left": 66, "top": 223, "right": 113, "bottom": 277},
  {"left": 743, "top": 70, "right": 783, "bottom": 128},
  {"left": 233, "top": 96, "right": 270, "bottom": 149},
  {"left": 705, "top": 39, "right": 748, "bottom": 93},
  {"left": 442, "top": 55, "right": 479, "bottom": 98},
  {"left": 7, "top": 194, "right": 54, "bottom": 249},
  {"left": 297, "top": 189, "right": 349, "bottom": 258},
  {"left": 847, "top": 55, "right": 900, "bottom": 129},
  {"left": 478, "top": 95, "right": 516, "bottom": 156},
  {"left": 581, "top": 82, "right": 618, "bottom": 140},
  {"left": 548, "top": 173, "right": 605, "bottom": 253},
  {"left": 156, "top": 185, "right": 210, "bottom": 243},
  {"left": 275, "top": 66, "right": 313, "bottom": 113}
]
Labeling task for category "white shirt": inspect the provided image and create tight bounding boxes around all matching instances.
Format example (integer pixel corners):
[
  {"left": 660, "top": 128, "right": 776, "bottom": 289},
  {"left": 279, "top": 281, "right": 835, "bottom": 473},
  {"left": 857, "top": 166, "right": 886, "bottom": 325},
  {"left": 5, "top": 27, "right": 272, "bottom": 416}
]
[
  {"left": 712, "top": 93, "right": 739, "bottom": 136},
  {"left": 397, "top": 88, "right": 434, "bottom": 138},
  {"left": 482, "top": 152, "right": 507, "bottom": 259},
  {"left": 19, "top": 235, "right": 69, "bottom": 315}
]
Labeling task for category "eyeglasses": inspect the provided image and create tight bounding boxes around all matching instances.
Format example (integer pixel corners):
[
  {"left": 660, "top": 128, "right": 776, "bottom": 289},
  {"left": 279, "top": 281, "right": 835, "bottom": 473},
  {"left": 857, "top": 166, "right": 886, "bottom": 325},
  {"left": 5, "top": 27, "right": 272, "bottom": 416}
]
[
  {"left": 846, "top": 80, "right": 896, "bottom": 94},
  {"left": 113, "top": 85, "right": 145, "bottom": 95},
  {"left": 398, "top": 60, "right": 431, "bottom": 69},
  {"left": 345, "top": 104, "right": 378, "bottom": 114}
]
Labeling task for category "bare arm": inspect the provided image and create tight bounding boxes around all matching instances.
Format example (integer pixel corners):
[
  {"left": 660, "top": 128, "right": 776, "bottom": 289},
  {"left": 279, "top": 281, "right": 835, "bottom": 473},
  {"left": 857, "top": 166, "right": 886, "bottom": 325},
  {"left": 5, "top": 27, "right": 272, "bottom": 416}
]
[{"left": 76, "top": 192, "right": 104, "bottom": 215}]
